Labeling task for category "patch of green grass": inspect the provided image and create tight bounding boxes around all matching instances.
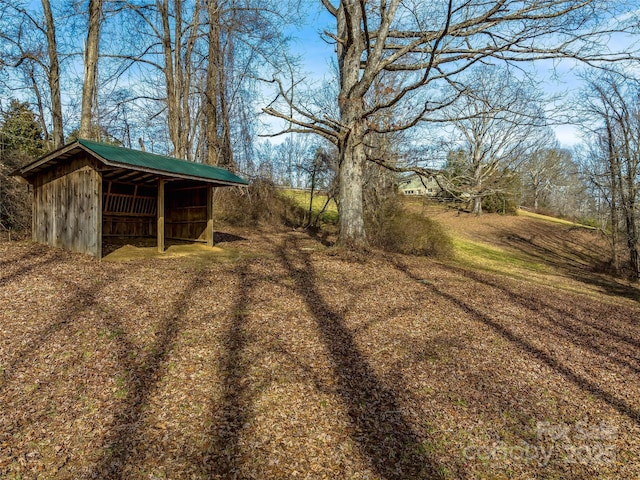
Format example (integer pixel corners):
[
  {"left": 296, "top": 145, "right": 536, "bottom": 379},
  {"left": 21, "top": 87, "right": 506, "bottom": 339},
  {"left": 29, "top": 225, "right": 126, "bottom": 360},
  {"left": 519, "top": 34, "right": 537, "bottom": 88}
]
[
  {"left": 25, "top": 382, "right": 40, "bottom": 394},
  {"left": 82, "top": 395, "right": 98, "bottom": 413},
  {"left": 98, "top": 327, "right": 124, "bottom": 340},
  {"left": 114, "top": 375, "right": 128, "bottom": 399},
  {"left": 453, "top": 237, "right": 549, "bottom": 276},
  {"left": 517, "top": 209, "right": 596, "bottom": 229},
  {"left": 279, "top": 190, "right": 339, "bottom": 224}
]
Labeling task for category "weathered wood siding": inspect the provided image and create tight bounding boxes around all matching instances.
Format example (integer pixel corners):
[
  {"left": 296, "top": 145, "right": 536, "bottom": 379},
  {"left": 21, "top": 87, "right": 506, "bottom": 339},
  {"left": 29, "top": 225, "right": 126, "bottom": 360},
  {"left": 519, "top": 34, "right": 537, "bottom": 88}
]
[
  {"left": 165, "top": 184, "right": 208, "bottom": 241},
  {"left": 102, "top": 215, "right": 156, "bottom": 237},
  {"left": 32, "top": 155, "right": 102, "bottom": 257}
]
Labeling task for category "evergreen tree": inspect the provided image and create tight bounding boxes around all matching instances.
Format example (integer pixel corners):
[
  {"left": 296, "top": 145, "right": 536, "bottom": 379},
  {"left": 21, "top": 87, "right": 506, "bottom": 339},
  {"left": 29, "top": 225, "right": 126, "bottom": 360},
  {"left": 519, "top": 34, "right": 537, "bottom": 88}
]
[
  {"left": 0, "top": 100, "right": 45, "bottom": 159},
  {"left": 0, "top": 100, "right": 43, "bottom": 232}
]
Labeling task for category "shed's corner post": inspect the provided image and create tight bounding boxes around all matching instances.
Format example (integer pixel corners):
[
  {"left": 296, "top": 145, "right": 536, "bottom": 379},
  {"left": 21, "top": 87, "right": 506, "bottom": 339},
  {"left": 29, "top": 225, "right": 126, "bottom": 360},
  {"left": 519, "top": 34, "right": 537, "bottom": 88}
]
[
  {"left": 96, "top": 171, "right": 103, "bottom": 259},
  {"left": 206, "top": 185, "right": 214, "bottom": 247}
]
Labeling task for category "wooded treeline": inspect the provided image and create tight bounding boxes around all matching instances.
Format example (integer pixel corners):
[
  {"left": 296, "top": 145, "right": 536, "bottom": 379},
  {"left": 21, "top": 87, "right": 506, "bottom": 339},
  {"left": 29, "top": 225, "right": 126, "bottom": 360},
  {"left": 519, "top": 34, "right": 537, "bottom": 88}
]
[
  {"left": 579, "top": 74, "right": 640, "bottom": 280},
  {"left": 0, "top": 0, "right": 299, "bottom": 171},
  {"left": 1, "top": 0, "right": 639, "bottom": 276}
]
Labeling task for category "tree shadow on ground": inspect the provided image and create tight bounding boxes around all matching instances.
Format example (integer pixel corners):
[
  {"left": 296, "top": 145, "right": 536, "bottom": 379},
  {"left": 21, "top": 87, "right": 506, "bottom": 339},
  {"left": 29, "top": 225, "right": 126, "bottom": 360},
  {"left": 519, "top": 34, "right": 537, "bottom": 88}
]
[
  {"left": 450, "top": 264, "right": 640, "bottom": 351},
  {"left": 0, "top": 264, "right": 126, "bottom": 392},
  {"left": 276, "top": 238, "right": 443, "bottom": 479},
  {"left": 205, "top": 262, "right": 255, "bottom": 477},
  {"left": 305, "top": 226, "right": 335, "bottom": 247},
  {"left": 214, "top": 231, "right": 247, "bottom": 243},
  {"left": 0, "top": 263, "right": 134, "bottom": 479},
  {"left": 0, "top": 248, "right": 64, "bottom": 288},
  {"left": 392, "top": 258, "right": 640, "bottom": 425},
  {"left": 87, "top": 275, "right": 203, "bottom": 479},
  {"left": 0, "top": 246, "right": 45, "bottom": 269},
  {"left": 496, "top": 226, "right": 640, "bottom": 302}
]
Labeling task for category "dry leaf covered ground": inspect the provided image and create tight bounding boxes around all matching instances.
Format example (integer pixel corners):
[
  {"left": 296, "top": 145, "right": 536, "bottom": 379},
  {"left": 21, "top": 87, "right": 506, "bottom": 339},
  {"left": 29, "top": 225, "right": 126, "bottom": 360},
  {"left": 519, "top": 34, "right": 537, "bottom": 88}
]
[{"left": 1, "top": 213, "right": 639, "bottom": 479}]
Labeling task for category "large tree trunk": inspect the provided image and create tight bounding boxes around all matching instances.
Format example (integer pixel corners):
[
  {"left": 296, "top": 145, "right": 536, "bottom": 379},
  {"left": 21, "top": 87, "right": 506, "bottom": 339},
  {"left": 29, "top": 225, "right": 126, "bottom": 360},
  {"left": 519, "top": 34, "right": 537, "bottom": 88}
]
[
  {"left": 533, "top": 173, "right": 540, "bottom": 211},
  {"left": 41, "top": 0, "right": 64, "bottom": 149},
  {"left": 159, "top": 0, "right": 178, "bottom": 156},
  {"left": 335, "top": 1, "right": 368, "bottom": 248},
  {"left": 159, "top": 0, "right": 199, "bottom": 160},
  {"left": 624, "top": 165, "right": 639, "bottom": 280},
  {"left": 80, "top": 0, "right": 102, "bottom": 140},
  {"left": 624, "top": 206, "right": 639, "bottom": 280},
  {"left": 472, "top": 196, "right": 483, "bottom": 215},
  {"left": 337, "top": 125, "right": 367, "bottom": 248},
  {"left": 219, "top": 39, "right": 233, "bottom": 169},
  {"left": 204, "top": 2, "right": 234, "bottom": 169},
  {"left": 472, "top": 162, "right": 483, "bottom": 215}
]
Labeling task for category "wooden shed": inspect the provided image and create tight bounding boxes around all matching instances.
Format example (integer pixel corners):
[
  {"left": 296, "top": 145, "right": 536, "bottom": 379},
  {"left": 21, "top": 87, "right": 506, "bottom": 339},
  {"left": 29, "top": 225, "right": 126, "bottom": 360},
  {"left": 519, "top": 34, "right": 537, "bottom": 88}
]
[{"left": 13, "top": 139, "right": 248, "bottom": 258}]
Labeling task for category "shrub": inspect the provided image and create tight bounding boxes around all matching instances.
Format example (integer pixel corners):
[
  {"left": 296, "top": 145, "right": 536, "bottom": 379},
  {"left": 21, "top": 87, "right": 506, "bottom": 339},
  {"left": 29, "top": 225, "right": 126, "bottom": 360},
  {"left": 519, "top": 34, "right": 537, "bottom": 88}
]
[
  {"left": 214, "top": 178, "right": 306, "bottom": 227},
  {"left": 481, "top": 193, "right": 518, "bottom": 215},
  {"left": 366, "top": 195, "right": 453, "bottom": 258}
]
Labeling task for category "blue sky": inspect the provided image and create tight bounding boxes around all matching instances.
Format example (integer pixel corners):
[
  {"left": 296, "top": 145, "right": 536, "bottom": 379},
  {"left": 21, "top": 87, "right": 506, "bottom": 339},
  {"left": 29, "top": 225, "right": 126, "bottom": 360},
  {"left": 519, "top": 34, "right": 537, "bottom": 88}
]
[
  {"left": 11, "top": 1, "right": 637, "bottom": 152},
  {"left": 282, "top": 4, "right": 335, "bottom": 91}
]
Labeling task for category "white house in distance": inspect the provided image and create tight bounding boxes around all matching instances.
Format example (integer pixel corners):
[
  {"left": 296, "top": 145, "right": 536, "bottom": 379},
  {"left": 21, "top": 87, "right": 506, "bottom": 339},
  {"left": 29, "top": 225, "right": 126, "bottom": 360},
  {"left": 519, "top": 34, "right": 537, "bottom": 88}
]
[{"left": 398, "top": 174, "right": 442, "bottom": 196}]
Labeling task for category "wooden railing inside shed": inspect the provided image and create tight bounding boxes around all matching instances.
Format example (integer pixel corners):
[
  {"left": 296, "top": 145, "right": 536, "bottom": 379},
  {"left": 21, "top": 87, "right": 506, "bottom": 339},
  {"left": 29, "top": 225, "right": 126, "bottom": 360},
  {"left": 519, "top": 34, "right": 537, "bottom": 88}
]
[
  {"left": 103, "top": 185, "right": 156, "bottom": 216},
  {"left": 102, "top": 181, "right": 157, "bottom": 237}
]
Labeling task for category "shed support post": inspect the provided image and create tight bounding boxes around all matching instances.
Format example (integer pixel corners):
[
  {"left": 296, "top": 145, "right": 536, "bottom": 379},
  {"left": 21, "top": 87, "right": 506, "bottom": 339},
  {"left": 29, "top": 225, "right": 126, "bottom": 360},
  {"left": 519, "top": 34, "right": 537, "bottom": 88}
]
[
  {"left": 31, "top": 185, "right": 36, "bottom": 243},
  {"left": 96, "top": 173, "right": 102, "bottom": 259},
  {"left": 157, "top": 179, "right": 165, "bottom": 253},
  {"left": 206, "top": 186, "right": 214, "bottom": 247}
]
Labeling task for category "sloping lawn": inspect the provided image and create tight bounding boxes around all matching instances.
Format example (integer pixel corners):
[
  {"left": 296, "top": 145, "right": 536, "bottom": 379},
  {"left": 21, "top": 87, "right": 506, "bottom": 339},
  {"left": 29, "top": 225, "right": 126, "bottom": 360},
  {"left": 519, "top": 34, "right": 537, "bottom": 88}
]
[
  {"left": 1, "top": 226, "right": 639, "bottom": 479},
  {"left": 279, "top": 189, "right": 339, "bottom": 224}
]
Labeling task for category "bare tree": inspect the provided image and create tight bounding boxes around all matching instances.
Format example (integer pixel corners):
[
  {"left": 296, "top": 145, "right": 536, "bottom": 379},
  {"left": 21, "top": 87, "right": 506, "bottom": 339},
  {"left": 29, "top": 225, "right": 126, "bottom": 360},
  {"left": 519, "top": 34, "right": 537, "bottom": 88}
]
[
  {"left": 581, "top": 73, "right": 640, "bottom": 280},
  {"left": 0, "top": 0, "right": 65, "bottom": 149},
  {"left": 204, "top": 1, "right": 226, "bottom": 166},
  {"left": 264, "top": 0, "right": 640, "bottom": 248},
  {"left": 39, "top": 0, "right": 64, "bottom": 148},
  {"left": 520, "top": 144, "right": 572, "bottom": 212},
  {"left": 79, "top": 0, "right": 103, "bottom": 140},
  {"left": 113, "top": 0, "right": 296, "bottom": 164},
  {"left": 442, "top": 66, "right": 545, "bottom": 215}
]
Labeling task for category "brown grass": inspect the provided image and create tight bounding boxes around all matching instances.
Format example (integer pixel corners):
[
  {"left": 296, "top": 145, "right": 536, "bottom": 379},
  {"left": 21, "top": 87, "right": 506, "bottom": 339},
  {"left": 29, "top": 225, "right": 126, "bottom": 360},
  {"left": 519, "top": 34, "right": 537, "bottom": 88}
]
[
  {"left": 214, "top": 180, "right": 306, "bottom": 228},
  {"left": 1, "top": 218, "right": 639, "bottom": 479},
  {"left": 102, "top": 243, "right": 240, "bottom": 263}
]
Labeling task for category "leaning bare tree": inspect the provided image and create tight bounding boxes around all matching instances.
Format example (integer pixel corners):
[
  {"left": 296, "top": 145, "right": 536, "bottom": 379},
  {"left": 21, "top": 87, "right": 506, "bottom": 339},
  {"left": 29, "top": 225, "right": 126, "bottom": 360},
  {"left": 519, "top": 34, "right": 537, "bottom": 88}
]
[
  {"left": 264, "top": 0, "right": 639, "bottom": 248},
  {"left": 0, "top": 0, "right": 65, "bottom": 149}
]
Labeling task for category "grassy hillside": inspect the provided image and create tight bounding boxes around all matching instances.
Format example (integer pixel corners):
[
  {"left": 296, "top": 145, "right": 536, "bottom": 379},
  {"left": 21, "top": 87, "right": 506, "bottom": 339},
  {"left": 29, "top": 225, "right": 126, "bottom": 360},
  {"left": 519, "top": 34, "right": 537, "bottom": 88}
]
[
  {"left": 279, "top": 189, "right": 339, "bottom": 224},
  {"left": 401, "top": 199, "right": 638, "bottom": 301}
]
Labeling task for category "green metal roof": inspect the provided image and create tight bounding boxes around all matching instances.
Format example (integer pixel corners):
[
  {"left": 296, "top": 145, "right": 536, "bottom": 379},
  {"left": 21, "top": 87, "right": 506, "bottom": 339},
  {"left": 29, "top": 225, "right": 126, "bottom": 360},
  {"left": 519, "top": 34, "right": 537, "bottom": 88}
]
[{"left": 78, "top": 139, "right": 248, "bottom": 185}]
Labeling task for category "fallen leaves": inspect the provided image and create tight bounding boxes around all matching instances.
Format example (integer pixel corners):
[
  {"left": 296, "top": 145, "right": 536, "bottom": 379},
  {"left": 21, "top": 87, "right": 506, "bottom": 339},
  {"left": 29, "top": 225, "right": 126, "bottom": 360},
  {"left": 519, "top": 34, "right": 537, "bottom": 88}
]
[{"left": 0, "top": 226, "right": 639, "bottom": 479}]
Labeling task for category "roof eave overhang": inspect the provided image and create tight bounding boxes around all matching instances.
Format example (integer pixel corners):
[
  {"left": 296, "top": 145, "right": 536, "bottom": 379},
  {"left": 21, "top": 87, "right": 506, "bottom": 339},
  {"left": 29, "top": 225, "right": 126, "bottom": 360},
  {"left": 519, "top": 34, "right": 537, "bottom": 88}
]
[
  {"left": 12, "top": 141, "right": 248, "bottom": 187},
  {"left": 10, "top": 142, "right": 83, "bottom": 179},
  {"left": 95, "top": 155, "right": 248, "bottom": 186}
]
